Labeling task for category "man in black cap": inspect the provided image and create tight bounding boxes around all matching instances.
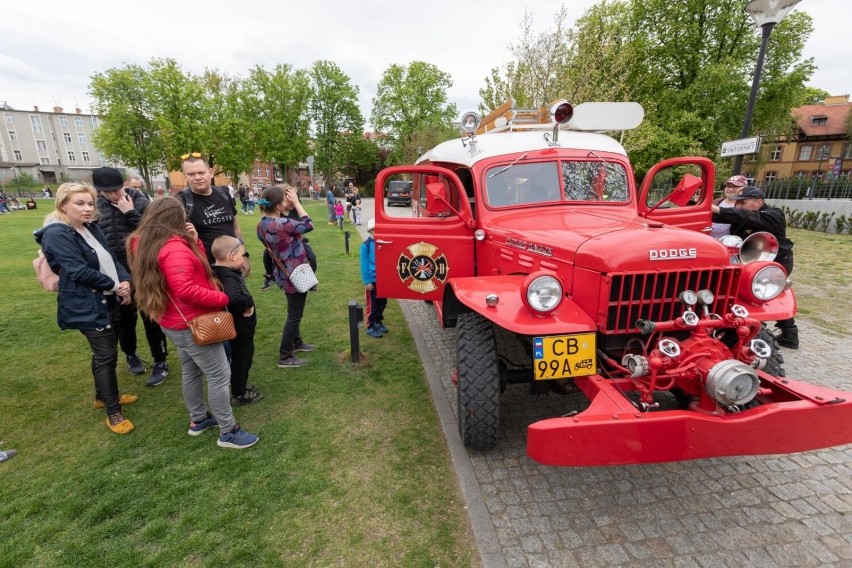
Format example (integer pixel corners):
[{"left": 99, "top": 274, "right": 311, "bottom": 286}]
[
  {"left": 93, "top": 167, "right": 170, "bottom": 385},
  {"left": 711, "top": 186, "right": 798, "bottom": 348}
]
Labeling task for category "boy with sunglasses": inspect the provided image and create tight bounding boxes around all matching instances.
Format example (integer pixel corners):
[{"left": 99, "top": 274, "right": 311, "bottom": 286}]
[{"left": 211, "top": 236, "right": 263, "bottom": 405}]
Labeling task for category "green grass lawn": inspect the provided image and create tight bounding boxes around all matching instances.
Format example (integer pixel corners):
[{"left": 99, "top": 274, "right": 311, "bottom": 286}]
[{"left": 0, "top": 202, "right": 477, "bottom": 567}]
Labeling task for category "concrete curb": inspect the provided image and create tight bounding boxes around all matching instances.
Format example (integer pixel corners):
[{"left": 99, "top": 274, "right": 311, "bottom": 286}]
[{"left": 399, "top": 300, "right": 507, "bottom": 568}]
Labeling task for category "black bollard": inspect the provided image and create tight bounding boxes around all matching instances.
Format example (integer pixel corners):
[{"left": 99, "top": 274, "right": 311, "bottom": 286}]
[
  {"left": 344, "top": 231, "right": 350, "bottom": 255},
  {"left": 348, "top": 300, "right": 363, "bottom": 362}
]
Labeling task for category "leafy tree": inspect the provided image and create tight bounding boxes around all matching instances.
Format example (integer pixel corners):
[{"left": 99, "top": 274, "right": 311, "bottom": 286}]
[
  {"left": 245, "top": 65, "right": 312, "bottom": 180},
  {"left": 146, "top": 58, "right": 207, "bottom": 173},
  {"left": 90, "top": 64, "right": 163, "bottom": 189},
  {"left": 370, "top": 61, "right": 457, "bottom": 162},
  {"left": 201, "top": 69, "right": 256, "bottom": 184},
  {"left": 341, "top": 133, "right": 385, "bottom": 188},
  {"left": 309, "top": 61, "right": 364, "bottom": 185}
]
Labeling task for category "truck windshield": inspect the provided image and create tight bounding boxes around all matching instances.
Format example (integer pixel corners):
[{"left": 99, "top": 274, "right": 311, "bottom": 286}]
[
  {"left": 562, "top": 161, "right": 629, "bottom": 202},
  {"left": 485, "top": 160, "right": 630, "bottom": 207}
]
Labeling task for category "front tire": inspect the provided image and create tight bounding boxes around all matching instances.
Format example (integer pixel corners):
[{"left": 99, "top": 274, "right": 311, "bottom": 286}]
[{"left": 456, "top": 312, "right": 499, "bottom": 450}]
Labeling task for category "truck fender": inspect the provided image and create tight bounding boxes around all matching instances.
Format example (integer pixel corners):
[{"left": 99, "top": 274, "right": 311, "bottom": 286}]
[{"left": 444, "top": 276, "right": 597, "bottom": 336}]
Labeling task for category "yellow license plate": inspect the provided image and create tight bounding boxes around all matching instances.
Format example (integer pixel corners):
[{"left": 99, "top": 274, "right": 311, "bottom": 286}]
[{"left": 533, "top": 333, "right": 597, "bottom": 380}]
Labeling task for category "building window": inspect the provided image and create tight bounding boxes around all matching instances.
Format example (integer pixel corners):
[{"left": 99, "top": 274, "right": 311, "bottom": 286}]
[
  {"left": 13, "top": 149, "right": 22, "bottom": 161},
  {"left": 794, "top": 170, "right": 808, "bottom": 179},
  {"left": 764, "top": 171, "right": 778, "bottom": 183},
  {"left": 67, "top": 151, "right": 76, "bottom": 162},
  {"left": 811, "top": 116, "right": 827, "bottom": 126},
  {"left": 812, "top": 170, "right": 823, "bottom": 179},
  {"left": 74, "top": 116, "right": 83, "bottom": 127},
  {"left": 265, "top": 167, "right": 270, "bottom": 176},
  {"left": 36, "top": 140, "right": 47, "bottom": 151},
  {"left": 8, "top": 130, "right": 16, "bottom": 141},
  {"left": 798, "top": 146, "right": 812, "bottom": 161},
  {"left": 81, "top": 151, "right": 90, "bottom": 162},
  {"left": 845, "top": 145, "right": 852, "bottom": 160},
  {"left": 40, "top": 157, "right": 50, "bottom": 165},
  {"left": 4, "top": 114, "right": 13, "bottom": 125},
  {"left": 769, "top": 146, "right": 782, "bottom": 161},
  {"left": 254, "top": 168, "right": 261, "bottom": 176},
  {"left": 817, "top": 144, "right": 831, "bottom": 160},
  {"left": 78, "top": 132, "right": 86, "bottom": 144},
  {"left": 59, "top": 115, "right": 68, "bottom": 127},
  {"left": 30, "top": 116, "right": 42, "bottom": 133},
  {"left": 63, "top": 132, "right": 72, "bottom": 143}
]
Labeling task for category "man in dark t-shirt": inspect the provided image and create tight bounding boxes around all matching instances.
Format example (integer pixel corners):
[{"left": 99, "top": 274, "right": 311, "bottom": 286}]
[{"left": 179, "top": 154, "right": 248, "bottom": 273}]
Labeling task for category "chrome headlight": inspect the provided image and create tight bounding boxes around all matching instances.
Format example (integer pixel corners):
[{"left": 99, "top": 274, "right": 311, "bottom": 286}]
[
  {"left": 525, "top": 274, "right": 563, "bottom": 313},
  {"left": 751, "top": 265, "right": 786, "bottom": 301}
]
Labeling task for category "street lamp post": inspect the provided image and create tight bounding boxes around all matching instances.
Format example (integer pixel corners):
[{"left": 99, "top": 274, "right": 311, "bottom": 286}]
[{"left": 732, "top": 0, "right": 803, "bottom": 176}]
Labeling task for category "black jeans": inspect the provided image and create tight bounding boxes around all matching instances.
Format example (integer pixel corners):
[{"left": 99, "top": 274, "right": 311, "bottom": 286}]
[
  {"left": 279, "top": 291, "right": 307, "bottom": 360},
  {"left": 81, "top": 296, "right": 122, "bottom": 415},
  {"left": 118, "top": 301, "right": 168, "bottom": 363},
  {"left": 230, "top": 315, "right": 257, "bottom": 397}
]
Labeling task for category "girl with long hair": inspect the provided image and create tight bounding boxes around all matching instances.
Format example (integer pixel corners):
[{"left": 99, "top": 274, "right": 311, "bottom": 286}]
[
  {"left": 34, "top": 182, "right": 137, "bottom": 434},
  {"left": 256, "top": 185, "right": 315, "bottom": 368},
  {"left": 128, "top": 198, "right": 258, "bottom": 449}
]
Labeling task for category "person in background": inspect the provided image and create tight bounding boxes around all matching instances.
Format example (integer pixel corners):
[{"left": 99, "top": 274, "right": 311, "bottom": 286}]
[
  {"left": 211, "top": 235, "right": 262, "bottom": 406},
  {"left": 712, "top": 186, "right": 797, "bottom": 348},
  {"left": 128, "top": 197, "right": 259, "bottom": 449},
  {"left": 93, "top": 166, "right": 170, "bottom": 386},
  {"left": 334, "top": 200, "right": 344, "bottom": 228},
  {"left": 257, "top": 185, "right": 315, "bottom": 368},
  {"left": 34, "top": 182, "right": 137, "bottom": 435},
  {"left": 711, "top": 174, "right": 747, "bottom": 240},
  {"left": 326, "top": 185, "right": 336, "bottom": 224},
  {"left": 26, "top": 197, "right": 38, "bottom": 210},
  {"left": 360, "top": 218, "right": 389, "bottom": 338}
]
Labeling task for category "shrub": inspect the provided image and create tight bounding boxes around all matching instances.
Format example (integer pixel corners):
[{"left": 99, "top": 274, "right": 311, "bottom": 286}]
[
  {"left": 802, "top": 211, "right": 819, "bottom": 231},
  {"left": 835, "top": 214, "right": 848, "bottom": 235},
  {"left": 817, "top": 212, "right": 835, "bottom": 233}
]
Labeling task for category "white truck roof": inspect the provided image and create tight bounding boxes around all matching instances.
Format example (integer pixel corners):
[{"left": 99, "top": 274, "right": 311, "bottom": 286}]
[{"left": 416, "top": 130, "right": 629, "bottom": 168}]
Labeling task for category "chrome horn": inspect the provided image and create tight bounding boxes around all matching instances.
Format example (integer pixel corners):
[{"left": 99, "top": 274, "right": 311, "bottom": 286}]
[{"left": 738, "top": 231, "right": 778, "bottom": 263}]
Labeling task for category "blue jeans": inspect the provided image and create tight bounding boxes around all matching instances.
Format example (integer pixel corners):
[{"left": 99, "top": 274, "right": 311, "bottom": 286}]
[{"left": 161, "top": 327, "right": 236, "bottom": 434}]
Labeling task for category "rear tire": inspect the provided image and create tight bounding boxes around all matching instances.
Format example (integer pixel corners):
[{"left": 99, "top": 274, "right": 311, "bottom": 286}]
[
  {"left": 755, "top": 324, "right": 785, "bottom": 378},
  {"left": 456, "top": 312, "right": 499, "bottom": 450}
]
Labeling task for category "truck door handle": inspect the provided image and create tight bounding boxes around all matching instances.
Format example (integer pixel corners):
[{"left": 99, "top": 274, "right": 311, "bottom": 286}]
[{"left": 376, "top": 239, "right": 394, "bottom": 244}]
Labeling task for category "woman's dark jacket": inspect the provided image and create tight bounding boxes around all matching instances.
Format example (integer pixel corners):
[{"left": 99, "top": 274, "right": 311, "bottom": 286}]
[{"left": 34, "top": 221, "right": 131, "bottom": 331}]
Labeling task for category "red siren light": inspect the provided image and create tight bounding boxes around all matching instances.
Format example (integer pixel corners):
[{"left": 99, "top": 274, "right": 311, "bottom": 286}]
[{"left": 551, "top": 101, "right": 573, "bottom": 124}]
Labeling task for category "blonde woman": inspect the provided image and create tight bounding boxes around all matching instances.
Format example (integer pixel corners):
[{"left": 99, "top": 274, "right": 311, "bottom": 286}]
[{"left": 34, "top": 182, "right": 137, "bottom": 434}]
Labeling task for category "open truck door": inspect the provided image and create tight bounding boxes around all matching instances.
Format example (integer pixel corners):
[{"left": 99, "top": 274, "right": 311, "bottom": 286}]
[
  {"left": 637, "top": 157, "right": 715, "bottom": 234},
  {"left": 374, "top": 166, "right": 476, "bottom": 301}
]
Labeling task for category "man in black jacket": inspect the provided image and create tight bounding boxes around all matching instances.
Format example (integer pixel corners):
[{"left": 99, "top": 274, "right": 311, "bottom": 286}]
[
  {"left": 712, "top": 186, "right": 798, "bottom": 348},
  {"left": 93, "top": 167, "right": 170, "bottom": 385}
]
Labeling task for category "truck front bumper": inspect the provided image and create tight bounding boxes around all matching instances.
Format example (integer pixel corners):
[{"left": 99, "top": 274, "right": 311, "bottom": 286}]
[{"left": 527, "top": 374, "right": 852, "bottom": 466}]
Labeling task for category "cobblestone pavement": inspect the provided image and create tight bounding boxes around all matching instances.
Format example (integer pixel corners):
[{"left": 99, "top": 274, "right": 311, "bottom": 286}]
[{"left": 403, "top": 300, "right": 852, "bottom": 568}]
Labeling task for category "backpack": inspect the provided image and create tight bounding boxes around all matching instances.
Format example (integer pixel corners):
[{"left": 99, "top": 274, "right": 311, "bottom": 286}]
[
  {"left": 34, "top": 249, "right": 59, "bottom": 292},
  {"left": 178, "top": 186, "right": 235, "bottom": 218}
]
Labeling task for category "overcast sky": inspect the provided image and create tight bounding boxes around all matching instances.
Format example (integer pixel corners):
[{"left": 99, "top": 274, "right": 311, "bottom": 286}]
[{"left": 0, "top": 0, "right": 847, "bottom": 129}]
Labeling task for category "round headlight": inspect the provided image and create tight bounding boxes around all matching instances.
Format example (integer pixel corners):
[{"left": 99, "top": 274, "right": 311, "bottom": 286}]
[
  {"left": 526, "top": 274, "right": 563, "bottom": 313},
  {"left": 751, "top": 265, "right": 787, "bottom": 301}
]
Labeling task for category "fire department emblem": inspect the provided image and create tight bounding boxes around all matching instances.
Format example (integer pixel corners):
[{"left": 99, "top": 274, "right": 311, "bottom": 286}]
[{"left": 397, "top": 242, "right": 449, "bottom": 294}]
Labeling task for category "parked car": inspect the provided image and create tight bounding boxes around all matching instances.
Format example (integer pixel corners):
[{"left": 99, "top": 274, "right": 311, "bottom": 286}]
[{"left": 386, "top": 180, "right": 412, "bottom": 206}]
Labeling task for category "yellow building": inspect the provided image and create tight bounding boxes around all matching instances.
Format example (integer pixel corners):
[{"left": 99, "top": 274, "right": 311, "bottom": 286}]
[{"left": 748, "top": 95, "right": 851, "bottom": 185}]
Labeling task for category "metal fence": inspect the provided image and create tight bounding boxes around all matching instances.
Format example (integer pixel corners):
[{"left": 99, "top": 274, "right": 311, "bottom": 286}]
[{"left": 752, "top": 176, "right": 852, "bottom": 200}]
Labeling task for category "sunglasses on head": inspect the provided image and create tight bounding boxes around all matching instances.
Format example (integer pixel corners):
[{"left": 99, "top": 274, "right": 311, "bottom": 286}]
[
  {"left": 229, "top": 239, "right": 245, "bottom": 256},
  {"left": 181, "top": 152, "right": 203, "bottom": 160}
]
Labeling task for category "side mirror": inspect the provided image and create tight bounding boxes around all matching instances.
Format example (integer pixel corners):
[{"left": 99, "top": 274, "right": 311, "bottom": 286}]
[
  {"left": 669, "top": 174, "right": 703, "bottom": 207},
  {"left": 425, "top": 182, "right": 451, "bottom": 216}
]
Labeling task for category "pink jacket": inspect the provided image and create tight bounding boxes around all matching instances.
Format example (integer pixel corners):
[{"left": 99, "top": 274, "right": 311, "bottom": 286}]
[{"left": 158, "top": 236, "right": 229, "bottom": 330}]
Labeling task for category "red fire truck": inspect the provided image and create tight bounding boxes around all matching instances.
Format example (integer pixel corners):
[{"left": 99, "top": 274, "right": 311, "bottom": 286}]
[{"left": 372, "top": 100, "right": 852, "bottom": 466}]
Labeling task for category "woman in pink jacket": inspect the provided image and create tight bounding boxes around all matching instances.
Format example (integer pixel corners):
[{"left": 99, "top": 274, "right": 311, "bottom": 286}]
[{"left": 129, "top": 198, "right": 258, "bottom": 449}]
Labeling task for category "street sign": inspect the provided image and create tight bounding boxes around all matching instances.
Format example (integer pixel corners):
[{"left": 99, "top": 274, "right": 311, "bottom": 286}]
[{"left": 721, "top": 137, "right": 761, "bottom": 157}]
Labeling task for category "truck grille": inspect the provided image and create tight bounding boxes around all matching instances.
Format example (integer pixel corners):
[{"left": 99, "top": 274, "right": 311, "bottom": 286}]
[{"left": 603, "top": 267, "right": 741, "bottom": 334}]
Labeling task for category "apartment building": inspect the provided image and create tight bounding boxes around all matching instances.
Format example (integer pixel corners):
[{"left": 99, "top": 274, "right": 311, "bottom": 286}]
[
  {"left": 0, "top": 102, "right": 109, "bottom": 185},
  {"left": 748, "top": 95, "right": 852, "bottom": 183}
]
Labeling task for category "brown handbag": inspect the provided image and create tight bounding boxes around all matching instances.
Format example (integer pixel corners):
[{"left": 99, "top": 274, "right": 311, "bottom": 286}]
[{"left": 169, "top": 294, "right": 236, "bottom": 345}]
